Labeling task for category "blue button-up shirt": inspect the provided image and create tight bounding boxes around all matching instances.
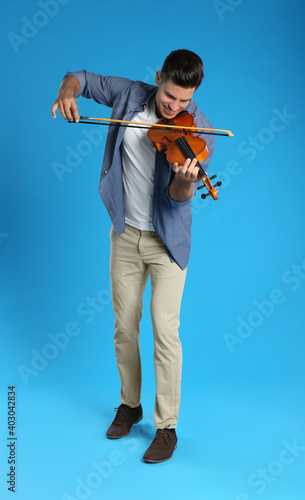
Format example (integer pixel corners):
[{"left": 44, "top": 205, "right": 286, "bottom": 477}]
[{"left": 66, "top": 70, "right": 215, "bottom": 269}]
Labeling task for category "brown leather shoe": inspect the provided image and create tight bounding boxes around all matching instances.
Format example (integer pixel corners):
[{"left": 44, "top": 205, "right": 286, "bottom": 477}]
[
  {"left": 106, "top": 404, "right": 143, "bottom": 439},
  {"left": 143, "top": 429, "right": 177, "bottom": 463}
]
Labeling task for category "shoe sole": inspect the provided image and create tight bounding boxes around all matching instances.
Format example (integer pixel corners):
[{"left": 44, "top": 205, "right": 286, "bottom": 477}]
[{"left": 106, "top": 414, "right": 143, "bottom": 439}]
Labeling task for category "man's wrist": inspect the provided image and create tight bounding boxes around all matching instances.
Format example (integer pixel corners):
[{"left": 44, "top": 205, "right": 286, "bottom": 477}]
[
  {"left": 58, "top": 76, "right": 80, "bottom": 98},
  {"left": 169, "top": 175, "right": 194, "bottom": 201},
  {"left": 58, "top": 86, "right": 77, "bottom": 97}
]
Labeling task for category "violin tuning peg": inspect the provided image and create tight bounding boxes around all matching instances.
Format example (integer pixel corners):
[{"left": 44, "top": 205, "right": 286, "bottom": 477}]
[
  {"left": 213, "top": 181, "right": 222, "bottom": 188},
  {"left": 201, "top": 193, "right": 208, "bottom": 200},
  {"left": 209, "top": 175, "right": 217, "bottom": 180}
]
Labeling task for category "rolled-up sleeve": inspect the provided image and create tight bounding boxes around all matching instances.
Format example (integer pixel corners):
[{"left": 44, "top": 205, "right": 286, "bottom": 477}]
[
  {"left": 64, "top": 70, "right": 133, "bottom": 108},
  {"left": 165, "top": 187, "right": 195, "bottom": 207}
]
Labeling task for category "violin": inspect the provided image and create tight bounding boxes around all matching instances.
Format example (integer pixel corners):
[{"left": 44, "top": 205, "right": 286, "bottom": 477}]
[{"left": 147, "top": 112, "right": 222, "bottom": 200}]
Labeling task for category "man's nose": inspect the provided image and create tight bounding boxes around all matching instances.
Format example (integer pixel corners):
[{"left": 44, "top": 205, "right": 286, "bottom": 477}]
[{"left": 169, "top": 101, "right": 180, "bottom": 111}]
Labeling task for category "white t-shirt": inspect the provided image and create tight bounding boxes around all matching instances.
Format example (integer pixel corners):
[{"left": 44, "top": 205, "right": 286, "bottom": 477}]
[{"left": 121, "top": 99, "right": 159, "bottom": 231}]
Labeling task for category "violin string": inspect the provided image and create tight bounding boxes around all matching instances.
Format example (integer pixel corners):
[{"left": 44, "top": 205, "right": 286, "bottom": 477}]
[
  {"left": 168, "top": 125, "right": 205, "bottom": 176},
  {"left": 166, "top": 120, "right": 198, "bottom": 155}
]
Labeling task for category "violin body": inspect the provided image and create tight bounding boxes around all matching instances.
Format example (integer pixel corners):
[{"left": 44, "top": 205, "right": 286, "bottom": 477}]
[
  {"left": 147, "top": 113, "right": 210, "bottom": 165},
  {"left": 147, "top": 112, "right": 221, "bottom": 200}
]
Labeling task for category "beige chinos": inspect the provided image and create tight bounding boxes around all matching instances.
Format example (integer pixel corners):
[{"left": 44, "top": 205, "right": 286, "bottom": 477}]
[{"left": 110, "top": 224, "right": 187, "bottom": 429}]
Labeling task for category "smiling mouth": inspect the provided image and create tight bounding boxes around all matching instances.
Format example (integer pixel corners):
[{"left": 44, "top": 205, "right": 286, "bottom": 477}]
[{"left": 163, "top": 106, "right": 177, "bottom": 115}]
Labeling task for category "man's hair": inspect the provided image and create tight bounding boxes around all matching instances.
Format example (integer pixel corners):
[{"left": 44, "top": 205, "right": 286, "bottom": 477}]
[{"left": 160, "top": 49, "right": 204, "bottom": 89}]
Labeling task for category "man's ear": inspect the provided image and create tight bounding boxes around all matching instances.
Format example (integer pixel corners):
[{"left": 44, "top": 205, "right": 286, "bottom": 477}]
[{"left": 155, "top": 71, "right": 161, "bottom": 85}]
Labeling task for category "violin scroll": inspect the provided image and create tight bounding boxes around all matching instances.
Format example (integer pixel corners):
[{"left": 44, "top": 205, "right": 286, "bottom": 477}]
[{"left": 197, "top": 173, "right": 222, "bottom": 200}]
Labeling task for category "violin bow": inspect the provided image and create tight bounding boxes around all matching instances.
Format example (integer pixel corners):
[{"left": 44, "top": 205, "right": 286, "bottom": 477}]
[
  {"left": 69, "top": 116, "right": 234, "bottom": 137},
  {"left": 68, "top": 115, "right": 234, "bottom": 201}
]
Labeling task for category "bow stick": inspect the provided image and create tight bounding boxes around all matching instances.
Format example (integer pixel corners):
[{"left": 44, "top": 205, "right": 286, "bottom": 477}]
[{"left": 69, "top": 116, "right": 234, "bottom": 137}]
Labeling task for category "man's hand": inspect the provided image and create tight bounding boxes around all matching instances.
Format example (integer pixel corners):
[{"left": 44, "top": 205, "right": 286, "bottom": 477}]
[
  {"left": 169, "top": 158, "right": 201, "bottom": 202},
  {"left": 51, "top": 76, "right": 81, "bottom": 122},
  {"left": 51, "top": 95, "right": 80, "bottom": 122},
  {"left": 172, "top": 158, "right": 201, "bottom": 182}
]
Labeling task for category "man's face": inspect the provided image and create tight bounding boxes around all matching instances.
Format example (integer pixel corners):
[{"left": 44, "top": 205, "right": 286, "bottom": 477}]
[{"left": 154, "top": 71, "right": 196, "bottom": 120}]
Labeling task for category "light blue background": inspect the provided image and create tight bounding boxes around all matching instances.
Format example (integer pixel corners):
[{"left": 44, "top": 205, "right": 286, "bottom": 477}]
[{"left": 1, "top": 0, "right": 304, "bottom": 499}]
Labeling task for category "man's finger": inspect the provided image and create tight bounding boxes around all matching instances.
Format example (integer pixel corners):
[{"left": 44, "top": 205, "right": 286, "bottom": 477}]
[
  {"left": 189, "top": 159, "right": 200, "bottom": 178},
  {"left": 58, "top": 101, "right": 68, "bottom": 121},
  {"left": 71, "top": 102, "right": 80, "bottom": 122},
  {"left": 179, "top": 158, "right": 191, "bottom": 175},
  {"left": 65, "top": 107, "right": 74, "bottom": 121},
  {"left": 51, "top": 102, "right": 58, "bottom": 118}
]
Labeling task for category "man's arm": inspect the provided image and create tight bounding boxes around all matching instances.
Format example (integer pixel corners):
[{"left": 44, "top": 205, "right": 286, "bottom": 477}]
[{"left": 51, "top": 76, "right": 81, "bottom": 122}]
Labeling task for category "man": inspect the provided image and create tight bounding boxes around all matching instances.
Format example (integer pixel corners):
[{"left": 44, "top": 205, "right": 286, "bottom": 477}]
[{"left": 51, "top": 49, "right": 215, "bottom": 463}]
